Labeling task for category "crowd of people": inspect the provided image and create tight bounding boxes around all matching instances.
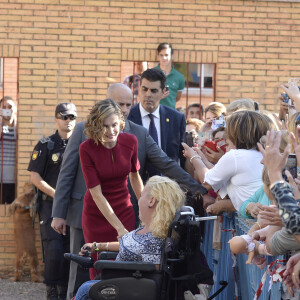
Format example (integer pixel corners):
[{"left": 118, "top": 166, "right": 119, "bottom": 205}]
[{"left": 2, "top": 42, "right": 300, "bottom": 299}]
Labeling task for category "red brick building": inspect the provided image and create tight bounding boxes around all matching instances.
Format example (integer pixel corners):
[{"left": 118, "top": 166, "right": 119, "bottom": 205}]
[{"left": 1, "top": 0, "right": 299, "bottom": 271}]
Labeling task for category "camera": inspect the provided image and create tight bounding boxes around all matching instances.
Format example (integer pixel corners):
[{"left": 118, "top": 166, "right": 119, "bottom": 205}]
[{"left": 184, "top": 131, "right": 194, "bottom": 147}]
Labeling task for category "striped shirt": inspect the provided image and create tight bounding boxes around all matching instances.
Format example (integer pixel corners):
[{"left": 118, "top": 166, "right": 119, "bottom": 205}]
[{"left": 0, "top": 125, "right": 16, "bottom": 183}]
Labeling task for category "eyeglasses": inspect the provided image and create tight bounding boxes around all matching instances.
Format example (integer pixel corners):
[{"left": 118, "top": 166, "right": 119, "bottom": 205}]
[{"left": 57, "top": 114, "right": 76, "bottom": 121}]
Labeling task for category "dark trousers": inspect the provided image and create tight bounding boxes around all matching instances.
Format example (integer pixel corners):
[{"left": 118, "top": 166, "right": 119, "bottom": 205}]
[
  {"left": 39, "top": 200, "right": 70, "bottom": 286},
  {"left": 67, "top": 227, "right": 90, "bottom": 300}
]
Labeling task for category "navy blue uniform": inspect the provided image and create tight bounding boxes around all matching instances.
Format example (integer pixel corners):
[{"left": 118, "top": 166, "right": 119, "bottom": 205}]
[{"left": 28, "top": 130, "right": 70, "bottom": 286}]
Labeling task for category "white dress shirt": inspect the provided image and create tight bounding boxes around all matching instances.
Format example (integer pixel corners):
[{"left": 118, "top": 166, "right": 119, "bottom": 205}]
[{"left": 139, "top": 103, "right": 161, "bottom": 148}]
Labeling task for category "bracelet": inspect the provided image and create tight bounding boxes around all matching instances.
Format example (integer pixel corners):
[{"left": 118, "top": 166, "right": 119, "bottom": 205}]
[
  {"left": 255, "top": 222, "right": 261, "bottom": 229},
  {"left": 93, "top": 242, "right": 99, "bottom": 251},
  {"left": 190, "top": 155, "right": 201, "bottom": 163},
  {"left": 269, "top": 180, "right": 285, "bottom": 190},
  {"left": 105, "top": 242, "right": 109, "bottom": 251}
]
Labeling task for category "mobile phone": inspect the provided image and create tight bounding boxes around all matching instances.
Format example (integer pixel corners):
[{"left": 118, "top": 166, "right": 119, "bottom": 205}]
[
  {"left": 211, "top": 115, "right": 226, "bottom": 131},
  {"left": 216, "top": 138, "right": 227, "bottom": 153},
  {"left": 2, "top": 109, "right": 12, "bottom": 117},
  {"left": 282, "top": 93, "right": 290, "bottom": 103},
  {"left": 204, "top": 140, "right": 218, "bottom": 152},
  {"left": 198, "top": 132, "right": 211, "bottom": 146},
  {"left": 184, "top": 131, "right": 194, "bottom": 147},
  {"left": 165, "top": 85, "right": 169, "bottom": 92},
  {"left": 283, "top": 153, "right": 297, "bottom": 180}
]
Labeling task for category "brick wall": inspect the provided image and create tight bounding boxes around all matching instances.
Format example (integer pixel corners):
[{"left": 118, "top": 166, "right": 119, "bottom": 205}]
[
  {"left": 0, "top": 205, "right": 43, "bottom": 273},
  {"left": 1, "top": 0, "right": 300, "bottom": 270}
]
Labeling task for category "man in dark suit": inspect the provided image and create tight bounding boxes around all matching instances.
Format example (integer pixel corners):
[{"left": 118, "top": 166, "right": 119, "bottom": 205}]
[
  {"left": 128, "top": 68, "right": 186, "bottom": 175},
  {"left": 51, "top": 83, "right": 211, "bottom": 299}
]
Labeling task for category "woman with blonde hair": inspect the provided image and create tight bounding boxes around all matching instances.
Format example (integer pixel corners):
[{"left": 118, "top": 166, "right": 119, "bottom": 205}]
[
  {"left": 74, "top": 176, "right": 185, "bottom": 300},
  {"left": 182, "top": 110, "right": 270, "bottom": 211},
  {"left": 79, "top": 99, "right": 144, "bottom": 279}
]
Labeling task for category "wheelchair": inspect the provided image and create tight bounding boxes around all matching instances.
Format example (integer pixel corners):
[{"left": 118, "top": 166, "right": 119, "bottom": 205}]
[{"left": 65, "top": 206, "right": 227, "bottom": 300}]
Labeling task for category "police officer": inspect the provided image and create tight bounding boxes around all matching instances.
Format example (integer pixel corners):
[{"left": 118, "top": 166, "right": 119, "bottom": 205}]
[{"left": 28, "top": 103, "right": 77, "bottom": 300}]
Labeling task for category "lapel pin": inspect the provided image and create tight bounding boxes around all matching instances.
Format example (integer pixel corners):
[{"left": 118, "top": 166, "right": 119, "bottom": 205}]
[{"left": 166, "top": 118, "right": 170, "bottom": 123}]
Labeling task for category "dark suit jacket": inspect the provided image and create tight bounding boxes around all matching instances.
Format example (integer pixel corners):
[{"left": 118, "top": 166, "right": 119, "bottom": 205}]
[
  {"left": 127, "top": 104, "right": 186, "bottom": 167},
  {"left": 52, "top": 120, "right": 206, "bottom": 229}
]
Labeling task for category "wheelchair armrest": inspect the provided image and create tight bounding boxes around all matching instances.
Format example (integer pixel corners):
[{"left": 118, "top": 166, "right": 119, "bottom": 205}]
[
  {"left": 94, "top": 260, "right": 157, "bottom": 272},
  {"left": 99, "top": 251, "right": 119, "bottom": 260},
  {"left": 64, "top": 253, "right": 94, "bottom": 269}
]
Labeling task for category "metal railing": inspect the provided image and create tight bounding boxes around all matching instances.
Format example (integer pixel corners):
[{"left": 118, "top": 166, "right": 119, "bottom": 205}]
[{"left": 202, "top": 213, "right": 285, "bottom": 300}]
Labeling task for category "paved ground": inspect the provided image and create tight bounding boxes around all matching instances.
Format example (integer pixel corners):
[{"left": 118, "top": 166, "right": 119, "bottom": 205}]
[{"left": 0, "top": 271, "right": 46, "bottom": 300}]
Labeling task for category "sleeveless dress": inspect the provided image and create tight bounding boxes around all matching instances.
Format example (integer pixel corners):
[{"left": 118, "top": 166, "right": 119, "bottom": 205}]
[{"left": 79, "top": 133, "right": 139, "bottom": 279}]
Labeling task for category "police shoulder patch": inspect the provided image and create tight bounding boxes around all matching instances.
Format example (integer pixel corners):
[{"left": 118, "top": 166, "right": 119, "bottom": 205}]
[
  {"left": 32, "top": 150, "right": 39, "bottom": 160},
  {"left": 40, "top": 137, "right": 50, "bottom": 144}
]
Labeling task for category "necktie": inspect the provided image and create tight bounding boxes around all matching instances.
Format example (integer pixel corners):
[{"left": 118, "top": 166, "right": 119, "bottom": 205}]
[
  {"left": 148, "top": 114, "right": 158, "bottom": 144},
  {"left": 147, "top": 114, "right": 160, "bottom": 177}
]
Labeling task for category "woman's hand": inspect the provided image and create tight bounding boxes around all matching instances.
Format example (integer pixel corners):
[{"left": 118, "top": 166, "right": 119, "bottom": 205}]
[
  {"left": 281, "top": 82, "right": 300, "bottom": 112},
  {"left": 257, "top": 205, "right": 283, "bottom": 227},
  {"left": 284, "top": 253, "right": 300, "bottom": 289},
  {"left": 206, "top": 199, "right": 235, "bottom": 215},
  {"left": 246, "top": 202, "right": 264, "bottom": 219},
  {"left": 285, "top": 170, "right": 300, "bottom": 200},
  {"left": 79, "top": 243, "right": 94, "bottom": 255},
  {"left": 206, "top": 202, "right": 224, "bottom": 215},
  {"left": 257, "top": 130, "right": 290, "bottom": 183},
  {"left": 290, "top": 130, "right": 300, "bottom": 162},
  {"left": 117, "top": 228, "right": 128, "bottom": 240},
  {"left": 203, "top": 145, "right": 225, "bottom": 164},
  {"left": 193, "top": 147, "right": 214, "bottom": 169},
  {"left": 182, "top": 142, "right": 198, "bottom": 160}
]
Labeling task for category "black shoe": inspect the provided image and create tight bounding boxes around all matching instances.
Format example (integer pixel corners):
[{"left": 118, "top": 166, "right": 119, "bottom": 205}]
[
  {"left": 46, "top": 285, "right": 58, "bottom": 300},
  {"left": 57, "top": 285, "right": 67, "bottom": 300}
]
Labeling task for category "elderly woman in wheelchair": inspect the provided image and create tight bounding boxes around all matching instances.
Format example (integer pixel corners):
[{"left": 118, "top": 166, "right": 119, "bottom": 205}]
[{"left": 74, "top": 176, "right": 185, "bottom": 300}]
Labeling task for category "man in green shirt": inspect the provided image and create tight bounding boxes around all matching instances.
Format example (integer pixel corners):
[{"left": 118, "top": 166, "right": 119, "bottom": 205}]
[{"left": 154, "top": 43, "right": 185, "bottom": 109}]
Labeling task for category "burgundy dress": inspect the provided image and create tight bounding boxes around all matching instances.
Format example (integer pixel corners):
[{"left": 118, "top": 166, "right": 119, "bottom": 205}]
[{"left": 79, "top": 133, "right": 139, "bottom": 278}]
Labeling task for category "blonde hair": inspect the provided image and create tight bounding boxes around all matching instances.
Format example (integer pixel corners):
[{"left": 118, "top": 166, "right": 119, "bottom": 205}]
[
  {"left": 186, "top": 118, "right": 204, "bottom": 132},
  {"left": 84, "top": 99, "right": 125, "bottom": 144},
  {"left": 204, "top": 102, "right": 226, "bottom": 118},
  {"left": 288, "top": 112, "right": 300, "bottom": 153},
  {"left": 146, "top": 176, "right": 185, "bottom": 239},
  {"left": 260, "top": 110, "right": 281, "bottom": 131},
  {"left": 262, "top": 167, "right": 270, "bottom": 188},
  {"left": 226, "top": 111, "right": 270, "bottom": 150},
  {"left": 226, "top": 98, "right": 255, "bottom": 115},
  {"left": 260, "top": 130, "right": 289, "bottom": 154}
]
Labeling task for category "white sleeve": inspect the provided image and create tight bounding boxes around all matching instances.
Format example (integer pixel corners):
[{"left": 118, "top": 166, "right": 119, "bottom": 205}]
[{"left": 204, "top": 150, "right": 237, "bottom": 192}]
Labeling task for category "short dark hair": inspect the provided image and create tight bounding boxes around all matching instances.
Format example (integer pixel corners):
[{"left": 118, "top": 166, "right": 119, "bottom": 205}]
[
  {"left": 157, "top": 43, "right": 174, "bottom": 55},
  {"left": 187, "top": 103, "right": 204, "bottom": 115},
  {"left": 141, "top": 68, "right": 166, "bottom": 90},
  {"left": 0, "top": 96, "right": 14, "bottom": 105}
]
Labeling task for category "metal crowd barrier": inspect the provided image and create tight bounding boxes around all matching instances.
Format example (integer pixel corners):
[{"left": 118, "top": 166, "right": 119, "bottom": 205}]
[{"left": 202, "top": 213, "right": 285, "bottom": 300}]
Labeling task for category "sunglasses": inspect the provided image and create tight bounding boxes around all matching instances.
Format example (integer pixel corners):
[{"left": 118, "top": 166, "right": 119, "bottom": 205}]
[{"left": 57, "top": 114, "right": 76, "bottom": 121}]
